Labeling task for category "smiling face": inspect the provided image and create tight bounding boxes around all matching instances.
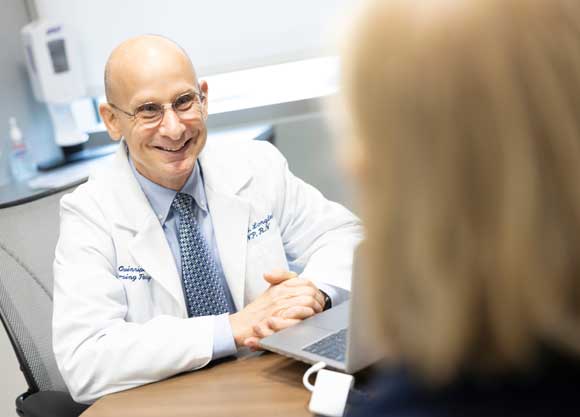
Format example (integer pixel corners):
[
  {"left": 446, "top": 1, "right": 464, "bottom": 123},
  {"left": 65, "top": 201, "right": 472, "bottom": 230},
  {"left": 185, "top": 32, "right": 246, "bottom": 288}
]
[{"left": 99, "top": 36, "right": 209, "bottom": 190}]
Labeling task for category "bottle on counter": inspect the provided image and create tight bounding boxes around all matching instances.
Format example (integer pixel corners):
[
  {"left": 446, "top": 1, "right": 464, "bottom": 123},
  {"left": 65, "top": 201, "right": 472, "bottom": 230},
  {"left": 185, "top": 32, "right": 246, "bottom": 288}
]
[
  {"left": 8, "top": 117, "right": 36, "bottom": 182},
  {"left": 0, "top": 134, "right": 10, "bottom": 187}
]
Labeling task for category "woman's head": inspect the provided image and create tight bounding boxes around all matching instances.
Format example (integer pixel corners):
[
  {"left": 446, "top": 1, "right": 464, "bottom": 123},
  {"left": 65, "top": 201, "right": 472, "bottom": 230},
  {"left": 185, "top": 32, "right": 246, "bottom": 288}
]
[{"left": 342, "top": 0, "right": 580, "bottom": 382}]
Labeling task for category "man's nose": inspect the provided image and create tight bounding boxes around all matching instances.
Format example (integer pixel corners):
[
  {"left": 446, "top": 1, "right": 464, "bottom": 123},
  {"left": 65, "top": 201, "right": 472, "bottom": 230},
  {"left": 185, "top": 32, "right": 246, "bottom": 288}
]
[{"left": 158, "top": 109, "right": 186, "bottom": 139}]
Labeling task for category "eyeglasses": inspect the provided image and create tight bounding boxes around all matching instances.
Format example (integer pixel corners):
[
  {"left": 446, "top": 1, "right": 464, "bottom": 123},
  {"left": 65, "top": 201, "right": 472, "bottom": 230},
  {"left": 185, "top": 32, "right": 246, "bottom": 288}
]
[{"left": 108, "top": 90, "right": 206, "bottom": 128}]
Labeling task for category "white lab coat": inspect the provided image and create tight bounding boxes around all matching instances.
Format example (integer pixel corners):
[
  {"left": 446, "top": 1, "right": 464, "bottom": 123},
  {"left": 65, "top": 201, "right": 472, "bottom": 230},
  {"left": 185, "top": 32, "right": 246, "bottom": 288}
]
[{"left": 53, "top": 136, "right": 362, "bottom": 403}]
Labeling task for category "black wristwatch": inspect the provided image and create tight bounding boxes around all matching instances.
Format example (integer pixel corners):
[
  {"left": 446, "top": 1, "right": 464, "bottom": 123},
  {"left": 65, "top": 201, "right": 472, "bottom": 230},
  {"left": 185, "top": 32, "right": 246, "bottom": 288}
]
[{"left": 319, "top": 289, "right": 332, "bottom": 311}]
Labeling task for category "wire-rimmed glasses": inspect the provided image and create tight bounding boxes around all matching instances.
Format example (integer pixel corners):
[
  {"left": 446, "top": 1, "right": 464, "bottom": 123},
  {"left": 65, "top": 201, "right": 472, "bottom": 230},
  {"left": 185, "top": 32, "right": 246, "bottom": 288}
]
[{"left": 108, "top": 90, "right": 206, "bottom": 129}]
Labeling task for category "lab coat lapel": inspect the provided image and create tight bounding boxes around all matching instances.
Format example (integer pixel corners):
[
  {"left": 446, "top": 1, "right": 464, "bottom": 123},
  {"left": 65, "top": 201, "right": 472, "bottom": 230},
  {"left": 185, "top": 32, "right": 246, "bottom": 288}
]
[
  {"left": 204, "top": 187, "right": 250, "bottom": 311},
  {"left": 129, "top": 215, "right": 186, "bottom": 315},
  {"left": 106, "top": 143, "right": 186, "bottom": 315},
  {"left": 200, "top": 140, "right": 252, "bottom": 311}
]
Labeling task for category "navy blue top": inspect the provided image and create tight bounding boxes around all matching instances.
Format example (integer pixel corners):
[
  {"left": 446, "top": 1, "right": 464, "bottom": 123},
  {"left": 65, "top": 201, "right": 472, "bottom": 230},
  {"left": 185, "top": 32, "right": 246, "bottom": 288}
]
[{"left": 345, "top": 352, "right": 580, "bottom": 417}]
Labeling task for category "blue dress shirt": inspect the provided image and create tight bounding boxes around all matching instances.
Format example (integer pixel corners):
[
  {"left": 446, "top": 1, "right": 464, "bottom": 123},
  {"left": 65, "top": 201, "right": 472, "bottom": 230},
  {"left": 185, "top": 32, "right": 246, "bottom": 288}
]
[{"left": 129, "top": 158, "right": 237, "bottom": 360}]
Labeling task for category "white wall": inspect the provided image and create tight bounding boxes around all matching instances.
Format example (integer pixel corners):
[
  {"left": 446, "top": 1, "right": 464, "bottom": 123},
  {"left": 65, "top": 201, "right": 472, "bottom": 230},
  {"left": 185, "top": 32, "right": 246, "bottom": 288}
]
[
  {"left": 275, "top": 113, "right": 356, "bottom": 212},
  {"left": 34, "top": 0, "right": 357, "bottom": 96}
]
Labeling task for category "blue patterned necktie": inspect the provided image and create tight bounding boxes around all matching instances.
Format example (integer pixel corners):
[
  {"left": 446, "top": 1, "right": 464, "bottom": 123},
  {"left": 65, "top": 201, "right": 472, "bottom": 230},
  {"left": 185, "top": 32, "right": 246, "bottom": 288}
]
[{"left": 172, "top": 192, "right": 229, "bottom": 317}]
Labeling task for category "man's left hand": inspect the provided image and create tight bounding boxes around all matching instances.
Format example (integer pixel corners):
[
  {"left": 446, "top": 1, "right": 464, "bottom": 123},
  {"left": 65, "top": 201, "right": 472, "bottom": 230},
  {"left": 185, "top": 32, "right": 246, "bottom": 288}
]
[{"left": 243, "top": 269, "right": 327, "bottom": 351}]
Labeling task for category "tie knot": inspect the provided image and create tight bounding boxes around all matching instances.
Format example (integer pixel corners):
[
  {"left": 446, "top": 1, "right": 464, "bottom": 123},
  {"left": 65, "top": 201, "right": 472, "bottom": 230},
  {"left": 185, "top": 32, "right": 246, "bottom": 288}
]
[{"left": 172, "top": 192, "right": 194, "bottom": 215}]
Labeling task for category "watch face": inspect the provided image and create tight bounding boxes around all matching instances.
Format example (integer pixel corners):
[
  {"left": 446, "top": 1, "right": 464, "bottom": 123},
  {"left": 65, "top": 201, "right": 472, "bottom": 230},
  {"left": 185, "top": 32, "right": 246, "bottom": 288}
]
[{"left": 320, "top": 290, "right": 332, "bottom": 311}]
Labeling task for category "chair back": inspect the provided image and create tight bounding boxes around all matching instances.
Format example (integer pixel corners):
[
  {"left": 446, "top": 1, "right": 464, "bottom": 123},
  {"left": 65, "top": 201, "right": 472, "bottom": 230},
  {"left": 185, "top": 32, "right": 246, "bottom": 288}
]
[{"left": 0, "top": 187, "right": 77, "bottom": 393}]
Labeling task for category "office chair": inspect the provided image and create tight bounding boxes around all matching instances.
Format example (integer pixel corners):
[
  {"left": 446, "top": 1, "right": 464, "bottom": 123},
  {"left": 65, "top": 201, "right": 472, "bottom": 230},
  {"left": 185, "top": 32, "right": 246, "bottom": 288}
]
[{"left": 0, "top": 185, "right": 89, "bottom": 417}]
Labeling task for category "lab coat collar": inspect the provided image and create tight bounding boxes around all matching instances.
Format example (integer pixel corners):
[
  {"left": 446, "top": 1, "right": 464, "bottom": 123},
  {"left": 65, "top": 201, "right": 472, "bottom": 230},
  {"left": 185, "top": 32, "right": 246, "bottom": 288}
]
[
  {"left": 101, "top": 138, "right": 253, "bottom": 311},
  {"left": 104, "top": 138, "right": 253, "bottom": 231},
  {"left": 197, "top": 136, "right": 252, "bottom": 195},
  {"left": 107, "top": 142, "right": 156, "bottom": 233},
  {"left": 128, "top": 156, "right": 209, "bottom": 227}
]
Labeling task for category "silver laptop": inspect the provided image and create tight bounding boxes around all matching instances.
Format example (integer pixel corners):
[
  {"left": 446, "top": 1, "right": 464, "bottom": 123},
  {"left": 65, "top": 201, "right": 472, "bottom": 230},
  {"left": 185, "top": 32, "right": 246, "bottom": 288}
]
[{"left": 259, "top": 266, "right": 384, "bottom": 373}]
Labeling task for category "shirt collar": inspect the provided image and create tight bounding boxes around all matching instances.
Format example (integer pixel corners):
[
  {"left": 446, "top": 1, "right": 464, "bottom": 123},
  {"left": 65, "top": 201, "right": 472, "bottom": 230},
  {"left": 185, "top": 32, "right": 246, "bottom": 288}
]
[{"left": 129, "top": 156, "right": 209, "bottom": 225}]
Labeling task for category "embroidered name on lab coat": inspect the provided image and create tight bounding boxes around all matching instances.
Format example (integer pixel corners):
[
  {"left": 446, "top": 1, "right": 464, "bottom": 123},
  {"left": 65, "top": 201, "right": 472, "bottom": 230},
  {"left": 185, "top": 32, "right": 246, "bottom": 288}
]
[
  {"left": 247, "top": 214, "right": 273, "bottom": 241},
  {"left": 117, "top": 265, "right": 152, "bottom": 282}
]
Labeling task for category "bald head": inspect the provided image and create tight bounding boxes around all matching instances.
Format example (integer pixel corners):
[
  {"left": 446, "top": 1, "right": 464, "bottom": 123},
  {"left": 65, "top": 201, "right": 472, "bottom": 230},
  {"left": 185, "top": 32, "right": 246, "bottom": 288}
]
[
  {"left": 99, "top": 34, "right": 208, "bottom": 190},
  {"left": 104, "top": 35, "right": 196, "bottom": 103}
]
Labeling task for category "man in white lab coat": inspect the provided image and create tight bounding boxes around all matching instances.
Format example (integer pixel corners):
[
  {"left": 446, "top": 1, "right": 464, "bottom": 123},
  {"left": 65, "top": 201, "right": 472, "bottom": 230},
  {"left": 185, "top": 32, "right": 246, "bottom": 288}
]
[{"left": 52, "top": 35, "right": 362, "bottom": 404}]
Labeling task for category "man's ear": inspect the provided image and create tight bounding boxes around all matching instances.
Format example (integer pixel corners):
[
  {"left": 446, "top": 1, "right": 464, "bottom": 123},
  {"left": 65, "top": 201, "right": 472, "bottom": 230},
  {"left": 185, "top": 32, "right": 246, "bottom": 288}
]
[
  {"left": 99, "top": 103, "right": 123, "bottom": 141},
  {"left": 199, "top": 80, "right": 209, "bottom": 120}
]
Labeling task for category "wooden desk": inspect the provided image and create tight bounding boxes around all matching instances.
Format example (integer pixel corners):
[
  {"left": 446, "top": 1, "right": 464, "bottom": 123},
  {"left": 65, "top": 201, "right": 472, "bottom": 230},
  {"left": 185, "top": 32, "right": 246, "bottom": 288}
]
[{"left": 81, "top": 353, "right": 313, "bottom": 417}]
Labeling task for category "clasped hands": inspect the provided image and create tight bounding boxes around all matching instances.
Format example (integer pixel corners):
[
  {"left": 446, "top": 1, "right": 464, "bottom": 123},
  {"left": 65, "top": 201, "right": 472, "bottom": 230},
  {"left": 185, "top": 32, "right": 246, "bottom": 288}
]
[{"left": 229, "top": 269, "right": 326, "bottom": 350}]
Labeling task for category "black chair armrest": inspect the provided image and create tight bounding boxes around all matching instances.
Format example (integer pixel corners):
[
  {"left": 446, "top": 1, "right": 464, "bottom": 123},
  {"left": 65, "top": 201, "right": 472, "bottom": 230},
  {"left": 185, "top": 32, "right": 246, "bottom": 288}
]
[{"left": 17, "top": 391, "right": 89, "bottom": 417}]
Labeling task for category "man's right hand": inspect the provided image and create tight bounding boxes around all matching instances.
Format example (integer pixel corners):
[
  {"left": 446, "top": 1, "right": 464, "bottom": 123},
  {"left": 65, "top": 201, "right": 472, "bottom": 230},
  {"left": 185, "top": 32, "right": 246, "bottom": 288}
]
[{"left": 228, "top": 269, "right": 324, "bottom": 347}]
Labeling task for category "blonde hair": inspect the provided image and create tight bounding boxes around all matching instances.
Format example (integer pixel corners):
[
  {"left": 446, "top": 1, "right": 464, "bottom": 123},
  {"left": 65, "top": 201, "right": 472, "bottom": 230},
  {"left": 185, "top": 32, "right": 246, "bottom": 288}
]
[{"left": 343, "top": 0, "right": 580, "bottom": 383}]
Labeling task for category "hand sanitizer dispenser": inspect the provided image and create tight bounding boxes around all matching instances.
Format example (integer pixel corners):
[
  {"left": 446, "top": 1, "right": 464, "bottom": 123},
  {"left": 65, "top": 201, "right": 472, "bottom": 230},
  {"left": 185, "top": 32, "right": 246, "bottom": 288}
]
[{"left": 21, "top": 21, "right": 88, "bottom": 166}]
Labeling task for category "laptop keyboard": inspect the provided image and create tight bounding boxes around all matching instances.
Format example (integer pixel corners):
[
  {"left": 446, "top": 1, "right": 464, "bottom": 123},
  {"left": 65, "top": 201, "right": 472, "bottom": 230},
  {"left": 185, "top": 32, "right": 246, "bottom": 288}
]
[{"left": 302, "top": 328, "right": 348, "bottom": 362}]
